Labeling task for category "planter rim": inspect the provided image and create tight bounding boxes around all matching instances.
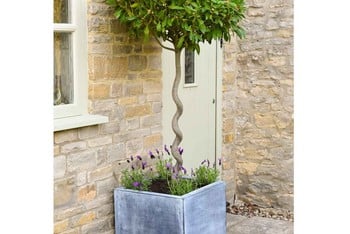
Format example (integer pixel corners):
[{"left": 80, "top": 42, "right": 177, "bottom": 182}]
[{"left": 115, "top": 180, "right": 225, "bottom": 199}]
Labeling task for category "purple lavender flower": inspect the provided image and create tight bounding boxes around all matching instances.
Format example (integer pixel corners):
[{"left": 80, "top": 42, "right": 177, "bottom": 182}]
[
  {"left": 201, "top": 159, "right": 207, "bottom": 165},
  {"left": 130, "top": 155, "right": 134, "bottom": 161},
  {"left": 178, "top": 147, "right": 184, "bottom": 155},
  {"left": 191, "top": 168, "right": 195, "bottom": 177},
  {"left": 166, "top": 162, "right": 172, "bottom": 171},
  {"left": 172, "top": 173, "right": 178, "bottom": 180},
  {"left": 136, "top": 155, "right": 142, "bottom": 161},
  {"left": 127, "top": 159, "right": 130, "bottom": 163},
  {"left": 156, "top": 149, "right": 160, "bottom": 155},
  {"left": 132, "top": 181, "right": 140, "bottom": 188},
  {"left": 180, "top": 166, "right": 187, "bottom": 174},
  {"left": 164, "top": 145, "right": 170, "bottom": 155},
  {"left": 207, "top": 159, "right": 210, "bottom": 167},
  {"left": 131, "top": 165, "right": 135, "bottom": 170},
  {"left": 218, "top": 158, "right": 222, "bottom": 166},
  {"left": 142, "top": 161, "right": 147, "bottom": 170},
  {"left": 149, "top": 151, "right": 156, "bottom": 159}
]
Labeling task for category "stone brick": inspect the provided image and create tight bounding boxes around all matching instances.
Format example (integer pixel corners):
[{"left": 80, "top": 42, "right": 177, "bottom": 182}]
[
  {"left": 89, "top": 44, "right": 112, "bottom": 55},
  {"left": 88, "top": 17, "right": 109, "bottom": 33},
  {"left": 96, "top": 204, "right": 114, "bottom": 218},
  {"left": 140, "top": 114, "right": 161, "bottom": 128},
  {"left": 113, "top": 45, "right": 133, "bottom": 54},
  {"left": 124, "top": 104, "right": 152, "bottom": 118},
  {"left": 108, "top": 143, "right": 127, "bottom": 162},
  {"left": 83, "top": 194, "right": 113, "bottom": 211},
  {"left": 78, "top": 184, "right": 97, "bottom": 202},
  {"left": 148, "top": 55, "right": 162, "bottom": 70},
  {"left": 54, "top": 177, "right": 75, "bottom": 207},
  {"left": 100, "top": 121, "right": 120, "bottom": 134},
  {"left": 54, "top": 219, "right": 69, "bottom": 234},
  {"left": 88, "top": 165, "right": 114, "bottom": 183},
  {"left": 143, "top": 134, "right": 162, "bottom": 149},
  {"left": 118, "top": 96, "right": 138, "bottom": 106},
  {"left": 87, "top": 135, "right": 113, "bottom": 147},
  {"left": 111, "top": 82, "right": 123, "bottom": 97},
  {"left": 140, "top": 71, "right": 162, "bottom": 80},
  {"left": 54, "top": 155, "right": 66, "bottom": 179},
  {"left": 55, "top": 130, "right": 78, "bottom": 144},
  {"left": 78, "top": 126, "right": 99, "bottom": 140},
  {"left": 128, "top": 55, "right": 147, "bottom": 71},
  {"left": 96, "top": 177, "right": 118, "bottom": 196},
  {"left": 224, "top": 134, "right": 234, "bottom": 144},
  {"left": 54, "top": 205, "right": 85, "bottom": 221},
  {"left": 143, "top": 43, "right": 162, "bottom": 53},
  {"left": 72, "top": 211, "right": 96, "bottom": 227},
  {"left": 81, "top": 216, "right": 114, "bottom": 234},
  {"left": 91, "top": 83, "right": 111, "bottom": 99},
  {"left": 152, "top": 102, "right": 162, "bottom": 113},
  {"left": 93, "top": 56, "right": 128, "bottom": 80},
  {"left": 126, "top": 138, "right": 143, "bottom": 155},
  {"left": 254, "top": 113, "right": 276, "bottom": 128},
  {"left": 61, "top": 141, "right": 87, "bottom": 153},
  {"left": 54, "top": 145, "right": 60, "bottom": 156},
  {"left": 77, "top": 172, "right": 87, "bottom": 186},
  {"left": 147, "top": 94, "right": 161, "bottom": 102},
  {"left": 123, "top": 82, "right": 143, "bottom": 96},
  {"left": 67, "top": 151, "right": 97, "bottom": 173},
  {"left": 143, "top": 80, "right": 161, "bottom": 94},
  {"left": 126, "top": 117, "right": 140, "bottom": 130}
]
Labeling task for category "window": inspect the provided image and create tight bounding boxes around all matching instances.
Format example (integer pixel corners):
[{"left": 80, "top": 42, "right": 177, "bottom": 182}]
[
  {"left": 53, "top": 0, "right": 107, "bottom": 131},
  {"left": 184, "top": 49, "right": 195, "bottom": 85}
]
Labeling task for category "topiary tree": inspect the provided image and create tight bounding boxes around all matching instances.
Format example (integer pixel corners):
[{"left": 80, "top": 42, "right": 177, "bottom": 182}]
[{"left": 107, "top": 0, "right": 246, "bottom": 173}]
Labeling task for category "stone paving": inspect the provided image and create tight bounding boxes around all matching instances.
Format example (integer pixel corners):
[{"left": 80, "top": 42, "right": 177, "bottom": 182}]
[{"left": 227, "top": 213, "right": 294, "bottom": 234}]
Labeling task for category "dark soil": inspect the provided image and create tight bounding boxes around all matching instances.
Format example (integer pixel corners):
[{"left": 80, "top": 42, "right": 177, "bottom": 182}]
[{"left": 149, "top": 179, "right": 170, "bottom": 194}]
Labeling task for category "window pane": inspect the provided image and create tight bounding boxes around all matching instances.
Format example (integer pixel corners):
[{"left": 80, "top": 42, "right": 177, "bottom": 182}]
[
  {"left": 185, "top": 50, "right": 195, "bottom": 84},
  {"left": 54, "top": 0, "right": 71, "bottom": 23},
  {"left": 54, "top": 32, "right": 74, "bottom": 105}
]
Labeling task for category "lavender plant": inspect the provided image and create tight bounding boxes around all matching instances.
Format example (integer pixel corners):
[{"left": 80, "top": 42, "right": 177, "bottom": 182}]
[{"left": 120, "top": 146, "right": 222, "bottom": 195}]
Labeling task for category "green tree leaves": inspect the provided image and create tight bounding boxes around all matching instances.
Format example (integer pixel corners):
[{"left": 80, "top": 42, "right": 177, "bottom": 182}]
[{"left": 107, "top": 0, "right": 246, "bottom": 53}]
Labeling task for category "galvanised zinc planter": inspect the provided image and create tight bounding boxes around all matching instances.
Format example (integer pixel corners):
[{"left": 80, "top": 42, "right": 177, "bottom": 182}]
[{"left": 114, "top": 181, "right": 226, "bottom": 234}]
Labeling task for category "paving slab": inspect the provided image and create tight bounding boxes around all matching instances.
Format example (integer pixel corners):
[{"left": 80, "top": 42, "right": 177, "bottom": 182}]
[{"left": 227, "top": 214, "right": 294, "bottom": 234}]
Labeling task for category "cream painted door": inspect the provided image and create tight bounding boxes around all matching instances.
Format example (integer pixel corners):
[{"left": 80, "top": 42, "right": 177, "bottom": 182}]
[{"left": 162, "top": 41, "right": 220, "bottom": 171}]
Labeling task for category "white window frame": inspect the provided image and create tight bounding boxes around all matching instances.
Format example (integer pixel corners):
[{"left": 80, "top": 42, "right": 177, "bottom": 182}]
[{"left": 53, "top": 0, "right": 108, "bottom": 131}]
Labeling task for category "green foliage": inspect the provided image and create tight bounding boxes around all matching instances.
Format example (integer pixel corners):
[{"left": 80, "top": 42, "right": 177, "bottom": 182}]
[
  {"left": 106, "top": 0, "right": 246, "bottom": 53},
  {"left": 168, "top": 178, "right": 195, "bottom": 196},
  {"left": 194, "top": 165, "right": 219, "bottom": 188},
  {"left": 155, "top": 158, "right": 173, "bottom": 180},
  {"left": 120, "top": 169, "right": 152, "bottom": 191}
]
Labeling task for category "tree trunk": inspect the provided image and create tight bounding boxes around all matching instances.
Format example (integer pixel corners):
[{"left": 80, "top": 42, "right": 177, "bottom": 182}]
[{"left": 171, "top": 49, "right": 184, "bottom": 173}]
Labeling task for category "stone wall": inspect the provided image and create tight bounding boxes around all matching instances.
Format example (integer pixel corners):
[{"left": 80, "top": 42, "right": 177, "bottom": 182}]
[
  {"left": 53, "top": 1, "right": 162, "bottom": 233},
  {"left": 222, "top": 0, "right": 293, "bottom": 210},
  {"left": 54, "top": 0, "right": 294, "bottom": 233}
]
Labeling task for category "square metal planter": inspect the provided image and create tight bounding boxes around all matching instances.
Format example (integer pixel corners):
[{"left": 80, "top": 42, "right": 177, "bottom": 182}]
[{"left": 114, "top": 181, "right": 226, "bottom": 234}]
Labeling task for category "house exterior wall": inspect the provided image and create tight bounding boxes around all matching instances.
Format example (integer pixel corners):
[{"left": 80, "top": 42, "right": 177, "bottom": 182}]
[
  {"left": 54, "top": 0, "right": 293, "bottom": 233},
  {"left": 222, "top": 0, "right": 293, "bottom": 210},
  {"left": 53, "top": 1, "right": 162, "bottom": 233}
]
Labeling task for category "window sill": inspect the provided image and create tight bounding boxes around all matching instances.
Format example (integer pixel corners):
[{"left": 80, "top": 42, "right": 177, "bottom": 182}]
[{"left": 54, "top": 114, "right": 109, "bottom": 132}]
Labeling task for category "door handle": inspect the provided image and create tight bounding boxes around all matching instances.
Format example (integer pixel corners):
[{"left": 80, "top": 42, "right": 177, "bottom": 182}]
[{"left": 212, "top": 99, "right": 216, "bottom": 104}]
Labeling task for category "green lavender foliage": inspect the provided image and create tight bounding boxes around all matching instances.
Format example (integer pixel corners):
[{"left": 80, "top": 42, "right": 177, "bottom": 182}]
[
  {"left": 194, "top": 165, "right": 219, "bottom": 188},
  {"left": 168, "top": 178, "right": 195, "bottom": 196},
  {"left": 120, "top": 169, "right": 152, "bottom": 191},
  {"left": 155, "top": 158, "right": 173, "bottom": 180}
]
